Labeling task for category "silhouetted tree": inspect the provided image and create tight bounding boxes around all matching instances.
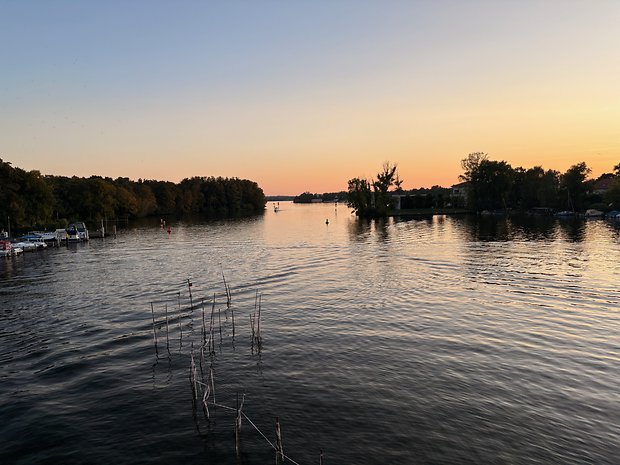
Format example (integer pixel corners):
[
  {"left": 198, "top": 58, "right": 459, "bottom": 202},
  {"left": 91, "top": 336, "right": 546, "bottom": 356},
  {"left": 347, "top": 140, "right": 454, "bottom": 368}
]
[
  {"left": 0, "top": 159, "right": 265, "bottom": 231},
  {"left": 346, "top": 178, "right": 372, "bottom": 216},
  {"left": 347, "top": 162, "right": 400, "bottom": 216},
  {"left": 561, "top": 162, "right": 591, "bottom": 212}
]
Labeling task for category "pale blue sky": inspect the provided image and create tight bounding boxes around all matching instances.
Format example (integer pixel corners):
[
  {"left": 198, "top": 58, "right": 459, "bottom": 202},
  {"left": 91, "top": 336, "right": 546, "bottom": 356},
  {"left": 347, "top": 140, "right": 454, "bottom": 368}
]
[{"left": 1, "top": 1, "right": 618, "bottom": 194}]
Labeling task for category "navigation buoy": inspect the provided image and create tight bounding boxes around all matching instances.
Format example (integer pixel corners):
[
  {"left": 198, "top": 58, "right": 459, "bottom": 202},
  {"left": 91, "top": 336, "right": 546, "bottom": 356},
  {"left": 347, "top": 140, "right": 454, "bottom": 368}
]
[{"left": 325, "top": 219, "right": 329, "bottom": 225}]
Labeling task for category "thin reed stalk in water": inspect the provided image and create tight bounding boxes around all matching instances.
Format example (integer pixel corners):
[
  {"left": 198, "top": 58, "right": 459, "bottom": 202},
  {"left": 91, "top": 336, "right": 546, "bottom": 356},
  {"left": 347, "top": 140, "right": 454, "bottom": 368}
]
[
  {"left": 257, "top": 294, "right": 261, "bottom": 341},
  {"left": 209, "top": 365, "right": 216, "bottom": 405},
  {"left": 202, "top": 383, "right": 210, "bottom": 419},
  {"left": 235, "top": 393, "right": 240, "bottom": 457},
  {"left": 177, "top": 292, "right": 183, "bottom": 345},
  {"left": 320, "top": 449, "right": 324, "bottom": 465},
  {"left": 164, "top": 304, "right": 170, "bottom": 352},
  {"left": 250, "top": 314, "right": 255, "bottom": 353},
  {"left": 201, "top": 299, "right": 206, "bottom": 346},
  {"left": 231, "top": 306, "right": 235, "bottom": 338},
  {"left": 190, "top": 345, "right": 198, "bottom": 401},
  {"left": 222, "top": 271, "right": 231, "bottom": 309},
  {"left": 235, "top": 393, "right": 245, "bottom": 458},
  {"left": 275, "top": 417, "right": 284, "bottom": 464},
  {"left": 187, "top": 278, "right": 194, "bottom": 310},
  {"left": 210, "top": 294, "right": 216, "bottom": 354},
  {"left": 251, "top": 290, "right": 258, "bottom": 346},
  {"left": 150, "top": 302, "right": 158, "bottom": 355},
  {"left": 218, "top": 307, "right": 222, "bottom": 343}
]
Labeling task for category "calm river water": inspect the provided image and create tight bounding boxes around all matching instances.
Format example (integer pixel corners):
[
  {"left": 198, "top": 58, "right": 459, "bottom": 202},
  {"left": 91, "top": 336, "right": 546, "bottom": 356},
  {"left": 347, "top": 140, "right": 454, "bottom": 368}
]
[{"left": 1, "top": 203, "right": 619, "bottom": 464}]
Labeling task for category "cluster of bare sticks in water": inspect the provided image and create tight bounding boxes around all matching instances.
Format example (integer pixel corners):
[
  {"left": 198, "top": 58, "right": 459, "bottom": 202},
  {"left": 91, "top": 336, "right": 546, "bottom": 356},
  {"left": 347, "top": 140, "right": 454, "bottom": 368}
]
[{"left": 149, "top": 273, "right": 324, "bottom": 464}]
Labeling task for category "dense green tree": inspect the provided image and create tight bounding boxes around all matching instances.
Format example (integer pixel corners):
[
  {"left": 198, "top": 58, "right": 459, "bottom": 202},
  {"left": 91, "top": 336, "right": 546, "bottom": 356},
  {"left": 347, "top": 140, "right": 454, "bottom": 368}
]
[
  {"left": 346, "top": 178, "right": 372, "bottom": 216},
  {"left": 372, "top": 162, "right": 399, "bottom": 215},
  {"left": 606, "top": 179, "right": 620, "bottom": 209},
  {"left": 134, "top": 183, "right": 158, "bottom": 217},
  {"left": 293, "top": 192, "right": 318, "bottom": 203},
  {"left": 460, "top": 154, "right": 514, "bottom": 211},
  {"left": 459, "top": 152, "right": 488, "bottom": 183},
  {"left": 513, "top": 166, "right": 560, "bottom": 210},
  {"left": 21, "top": 170, "right": 55, "bottom": 227},
  {"left": 560, "top": 162, "right": 591, "bottom": 212},
  {"left": 0, "top": 159, "right": 265, "bottom": 231},
  {"left": 459, "top": 152, "right": 488, "bottom": 210},
  {"left": 347, "top": 162, "right": 400, "bottom": 216}
]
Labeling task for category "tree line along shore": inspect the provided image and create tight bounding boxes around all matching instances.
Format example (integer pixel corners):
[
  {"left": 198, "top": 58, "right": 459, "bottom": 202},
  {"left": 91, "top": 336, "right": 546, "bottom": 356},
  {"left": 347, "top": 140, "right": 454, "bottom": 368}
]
[
  {"left": 0, "top": 159, "right": 266, "bottom": 233},
  {"left": 344, "top": 156, "right": 620, "bottom": 217}
]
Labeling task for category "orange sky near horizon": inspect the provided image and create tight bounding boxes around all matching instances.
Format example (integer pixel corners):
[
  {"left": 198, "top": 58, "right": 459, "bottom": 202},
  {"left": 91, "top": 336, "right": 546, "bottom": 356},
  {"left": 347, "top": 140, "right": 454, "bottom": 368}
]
[{"left": 1, "top": 2, "right": 618, "bottom": 196}]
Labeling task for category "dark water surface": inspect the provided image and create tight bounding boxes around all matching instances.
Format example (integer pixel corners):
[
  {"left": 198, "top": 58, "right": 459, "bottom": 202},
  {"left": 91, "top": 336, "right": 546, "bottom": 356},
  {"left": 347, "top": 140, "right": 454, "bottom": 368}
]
[{"left": 1, "top": 203, "right": 619, "bottom": 464}]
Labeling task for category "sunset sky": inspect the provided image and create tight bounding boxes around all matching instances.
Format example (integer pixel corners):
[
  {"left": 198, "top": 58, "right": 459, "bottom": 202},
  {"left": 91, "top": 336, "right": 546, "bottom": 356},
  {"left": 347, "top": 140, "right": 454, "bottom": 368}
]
[{"left": 1, "top": 1, "right": 619, "bottom": 195}]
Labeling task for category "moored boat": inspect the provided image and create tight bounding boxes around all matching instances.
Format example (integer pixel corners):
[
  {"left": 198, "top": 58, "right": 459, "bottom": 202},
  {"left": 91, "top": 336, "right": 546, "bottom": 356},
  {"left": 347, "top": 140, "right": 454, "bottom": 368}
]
[
  {"left": 12, "top": 241, "right": 37, "bottom": 252},
  {"left": 0, "top": 240, "right": 12, "bottom": 257},
  {"left": 66, "top": 224, "right": 80, "bottom": 241},
  {"left": 66, "top": 222, "right": 89, "bottom": 241},
  {"left": 585, "top": 209, "right": 604, "bottom": 218}
]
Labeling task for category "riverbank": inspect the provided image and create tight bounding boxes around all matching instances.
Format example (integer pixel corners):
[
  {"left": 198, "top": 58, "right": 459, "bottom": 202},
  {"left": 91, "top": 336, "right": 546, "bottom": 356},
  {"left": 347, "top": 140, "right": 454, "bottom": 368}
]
[{"left": 388, "top": 207, "right": 472, "bottom": 216}]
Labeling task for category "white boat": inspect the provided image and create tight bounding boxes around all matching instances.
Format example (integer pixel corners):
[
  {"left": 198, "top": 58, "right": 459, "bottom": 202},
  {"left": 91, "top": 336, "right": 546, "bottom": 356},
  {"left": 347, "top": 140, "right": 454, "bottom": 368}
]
[
  {"left": 13, "top": 241, "right": 37, "bottom": 252},
  {"left": 67, "top": 222, "right": 89, "bottom": 241},
  {"left": 66, "top": 224, "right": 80, "bottom": 241},
  {"left": 27, "top": 231, "right": 62, "bottom": 242},
  {"left": 76, "top": 222, "right": 89, "bottom": 241},
  {"left": 585, "top": 209, "right": 604, "bottom": 218}
]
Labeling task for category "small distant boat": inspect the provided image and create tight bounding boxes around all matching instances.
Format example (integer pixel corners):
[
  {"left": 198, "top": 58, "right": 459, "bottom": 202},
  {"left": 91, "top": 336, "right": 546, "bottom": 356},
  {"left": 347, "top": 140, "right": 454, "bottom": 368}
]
[
  {"left": 555, "top": 210, "right": 575, "bottom": 217},
  {"left": 585, "top": 209, "right": 604, "bottom": 218}
]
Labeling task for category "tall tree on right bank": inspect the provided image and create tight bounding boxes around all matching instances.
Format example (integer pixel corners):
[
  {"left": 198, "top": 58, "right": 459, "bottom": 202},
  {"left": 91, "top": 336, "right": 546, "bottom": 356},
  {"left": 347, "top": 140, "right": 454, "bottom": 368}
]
[
  {"left": 560, "top": 162, "right": 591, "bottom": 212},
  {"left": 459, "top": 152, "right": 514, "bottom": 211}
]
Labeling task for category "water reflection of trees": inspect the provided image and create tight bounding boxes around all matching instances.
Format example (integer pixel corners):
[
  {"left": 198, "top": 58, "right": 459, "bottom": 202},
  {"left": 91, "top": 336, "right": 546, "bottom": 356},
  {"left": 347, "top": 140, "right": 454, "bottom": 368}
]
[
  {"left": 347, "top": 213, "right": 598, "bottom": 244},
  {"left": 452, "top": 215, "right": 587, "bottom": 242},
  {"left": 555, "top": 219, "right": 587, "bottom": 242},
  {"left": 347, "top": 217, "right": 394, "bottom": 242},
  {"left": 373, "top": 217, "right": 391, "bottom": 242},
  {"left": 348, "top": 217, "right": 373, "bottom": 242},
  {"left": 393, "top": 215, "right": 434, "bottom": 227}
]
